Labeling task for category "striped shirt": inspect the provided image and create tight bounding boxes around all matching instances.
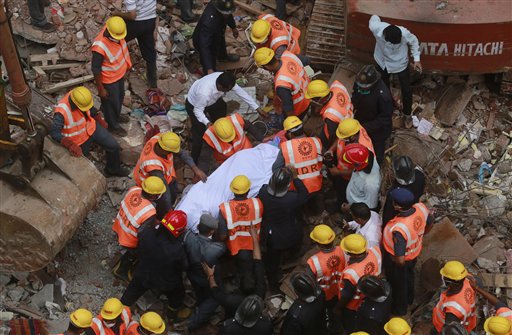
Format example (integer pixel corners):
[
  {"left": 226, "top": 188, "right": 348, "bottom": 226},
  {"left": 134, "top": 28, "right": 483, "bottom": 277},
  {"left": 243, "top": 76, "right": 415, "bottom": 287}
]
[{"left": 124, "top": 0, "right": 156, "bottom": 21}]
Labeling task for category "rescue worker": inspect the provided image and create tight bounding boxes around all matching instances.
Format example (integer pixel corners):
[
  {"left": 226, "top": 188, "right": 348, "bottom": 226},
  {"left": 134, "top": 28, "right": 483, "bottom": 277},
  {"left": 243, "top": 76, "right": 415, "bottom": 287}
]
[
  {"left": 258, "top": 167, "right": 309, "bottom": 292},
  {"left": 121, "top": 210, "right": 190, "bottom": 323},
  {"left": 384, "top": 318, "right": 411, "bottom": 335},
  {"left": 192, "top": 0, "right": 240, "bottom": 74},
  {"left": 383, "top": 188, "right": 432, "bottom": 316},
  {"left": 280, "top": 272, "right": 327, "bottom": 335},
  {"left": 382, "top": 155, "right": 426, "bottom": 225},
  {"left": 185, "top": 72, "right": 262, "bottom": 164},
  {"left": 484, "top": 317, "right": 512, "bottom": 335},
  {"left": 432, "top": 261, "right": 477, "bottom": 334},
  {"left": 342, "top": 144, "right": 381, "bottom": 211},
  {"left": 49, "top": 86, "right": 129, "bottom": 177},
  {"left": 203, "top": 113, "right": 255, "bottom": 163},
  {"left": 325, "top": 118, "right": 374, "bottom": 206},
  {"left": 335, "top": 234, "right": 382, "bottom": 333},
  {"left": 357, "top": 275, "right": 392, "bottom": 335},
  {"left": 56, "top": 308, "right": 93, "bottom": 335},
  {"left": 351, "top": 65, "right": 393, "bottom": 165},
  {"left": 218, "top": 175, "right": 263, "bottom": 276},
  {"left": 468, "top": 276, "right": 512, "bottom": 321},
  {"left": 254, "top": 47, "right": 310, "bottom": 117},
  {"left": 305, "top": 79, "right": 353, "bottom": 147},
  {"left": 250, "top": 14, "right": 301, "bottom": 59},
  {"left": 125, "top": 311, "right": 165, "bottom": 335},
  {"left": 346, "top": 202, "right": 382, "bottom": 249},
  {"left": 306, "top": 224, "right": 345, "bottom": 333},
  {"left": 369, "top": 15, "right": 422, "bottom": 129},
  {"left": 219, "top": 295, "right": 274, "bottom": 335},
  {"left": 112, "top": 0, "right": 158, "bottom": 88},
  {"left": 91, "top": 298, "right": 132, "bottom": 335},
  {"left": 272, "top": 116, "right": 323, "bottom": 194},
  {"left": 92, "top": 16, "right": 132, "bottom": 136},
  {"left": 133, "top": 131, "right": 207, "bottom": 219},
  {"left": 111, "top": 176, "right": 166, "bottom": 281}
]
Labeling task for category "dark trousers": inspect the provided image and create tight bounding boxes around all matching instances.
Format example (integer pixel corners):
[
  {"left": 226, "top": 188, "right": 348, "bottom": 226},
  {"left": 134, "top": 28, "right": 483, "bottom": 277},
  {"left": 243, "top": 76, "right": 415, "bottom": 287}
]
[
  {"left": 367, "top": 133, "right": 387, "bottom": 166},
  {"left": 81, "top": 124, "right": 122, "bottom": 172},
  {"left": 333, "top": 176, "right": 349, "bottom": 209},
  {"left": 101, "top": 78, "right": 125, "bottom": 130},
  {"left": 235, "top": 250, "right": 254, "bottom": 277},
  {"left": 185, "top": 98, "right": 227, "bottom": 164},
  {"left": 27, "top": 0, "right": 48, "bottom": 26},
  {"left": 193, "top": 32, "right": 228, "bottom": 74},
  {"left": 126, "top": 18, "right": 157, "bottom": 88},
  {"left": 341, "top": 308, "right": 358, "bottom": 334},
  {"left": 187, "top": 265, "right": 219, "bottom": 330},
  {"left": 377, "top": 65, "right": 413, "bottom": 116},
  {"left": 383, "top": 251, "right": 416, "bottom": 316},
  {"left": 263, "top": 239, "right": 301, "bottom": 290},
  {"left": 121, "top": 274, "right": 185, "bottom": 309},
  {"left": 155, "top": 179, "right": 177, "bottom": 220}
]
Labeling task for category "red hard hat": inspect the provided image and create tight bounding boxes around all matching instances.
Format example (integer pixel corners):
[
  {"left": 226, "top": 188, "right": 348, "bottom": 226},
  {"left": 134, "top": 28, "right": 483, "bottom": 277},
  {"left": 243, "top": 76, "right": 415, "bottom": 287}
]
[
  {"left": 342, "top": 143, "right": 369, "bottom": 171},
  {"left": 161, "top": 210, "right": 187, "bottom": 237}
]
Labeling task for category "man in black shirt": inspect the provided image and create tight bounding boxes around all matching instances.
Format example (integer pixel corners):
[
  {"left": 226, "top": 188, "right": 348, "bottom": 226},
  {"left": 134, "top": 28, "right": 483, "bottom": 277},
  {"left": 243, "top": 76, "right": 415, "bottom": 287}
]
[
  {"left": 192, "top": 0, "right": 240, "bottom": 75},
  {"left": 356, "top": 275, "right": 392, "bottom": 335},
  {"left": 281, "top": 272, "right": 327, "bottom": 335},
  {"left": 219, "top": 295, "right": 273, "bottom": 335},
  {"left": 352, "top": 65, "right": 393, "bottom": 165}
]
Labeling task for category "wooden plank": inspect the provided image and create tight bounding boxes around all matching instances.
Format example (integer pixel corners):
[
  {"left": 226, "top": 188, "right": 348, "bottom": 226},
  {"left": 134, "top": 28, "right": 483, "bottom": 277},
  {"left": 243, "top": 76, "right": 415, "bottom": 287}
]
[
  {"left": 480, "top": 273, "right": 512, "bottom": 288},
  {"left": 39, "top": 63, "right": 84, "bottom": 71},
  {"left": 29, "top": 53, "right": 59, "bottom": 66},
  {"left": 234, "top": 0, "right": 264, "bottom": 16},
  {"left": 33, "top": 66, "right": 46, "bottom": 76},
  {"left": 42, "top": 75, "right": 94, "bottom": 94},
  {"left": 4, "top": 302, "right": 44, "bottom": 319}
]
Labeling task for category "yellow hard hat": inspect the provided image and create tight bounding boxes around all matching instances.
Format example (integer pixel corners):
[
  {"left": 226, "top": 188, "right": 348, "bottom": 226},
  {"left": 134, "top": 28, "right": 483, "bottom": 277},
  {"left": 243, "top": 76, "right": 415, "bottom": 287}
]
[
  {"left": 140, "top": 312, "right": 166, "bottom": 334},
  {"left": 142, "top": 176, "right": 167, "bottom": 195},
  {"left": 351, "top": 332, "right": 370, "bottom": 335},
  {"left": 384, "top": 317, "right": 412, "bottom": 335},
  {"left": 69, "top": 308, "right": 93, "bottom": 328},
  {"left": 305, "top": 80, "right": 330, "bottom": 100},
  {"left": 484, "top": 316, "right": 512, "bottom": 335},
  {"left": 251, "top": 19, "right": 271, "bottom": 44},
  {"left": 214, "top": 117, "right": 236, "bottom": 142},
  {"left": 100, "top": 298, "right": 124, "bottom": 320},
  {"left": 230, "top": 175, "right": 251, "bottom": 195},
  {"left": 106, "top": 16, "right": 127, "bottom": 40},
  {"left": 340, "top": 234, "right": 367, "bottom": 254},
  {"left": 158, "top": 132, "right": 181, "bottom": 153},
  {"left": 309, "top": 224, "right": 335, "bottom": 245},
  {"left": 440, "top": 260, "right": 468, "bottom": 281},
  {"left": 254, "top": 47, "right": 275, "bottom": 67},
  {"left": 283, "top": 116, "right": 303, "bottom": 131},
  {"left": 70, "top": 86, "right": 94, "bottom": 111},
  {"left": 336, "top": 118, "right": 361, "bottom": 139}
]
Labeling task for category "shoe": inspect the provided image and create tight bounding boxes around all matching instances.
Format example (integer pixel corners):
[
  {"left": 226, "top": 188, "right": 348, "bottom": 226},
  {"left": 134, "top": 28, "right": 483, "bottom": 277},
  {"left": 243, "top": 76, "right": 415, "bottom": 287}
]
[
  {"left": 167, "top": 306, "right": 192, "bottom": 323},
  {"left": 111, "top": 127, "right": 128, "bottom": 137},
  {"left": 403, "top": 115, "right": 413, "bottom": 129},
  {"left": 104, "top": 166, "right": 131, "bottom": 177},
  {"left": 219, "top": 54, "right": 240, "bottom": 62},
  {"left": 181, "top": 14, "right": 199, "bottom": 23},
  {"left": 112, "top": 260, "right": 130, "bottom": 283},
  {"left": 32, "top": 22, "right": 56, "bottom": 33},
  {"left": 119, "top": 114, "right": 130, "bottom": 124}
]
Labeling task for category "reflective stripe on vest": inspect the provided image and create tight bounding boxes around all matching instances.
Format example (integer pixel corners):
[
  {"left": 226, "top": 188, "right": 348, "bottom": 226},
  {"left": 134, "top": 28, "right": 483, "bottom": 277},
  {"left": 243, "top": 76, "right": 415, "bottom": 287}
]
[
  {"left": 92, "top": 319, "right": 105, "bottom": 335},
  {"left": 281, "top": 137, "right": 323, "bottom": 192},
  {"left": 497, "top": 307, "right": 512, "bottom": 319},
  {"left": 203, "top": 114, "right": 250, "bottom": 161},
  {"left": 121, "top": 309, "right": 130, "bottom": 328},
  {"left": 133, "top": 136, "right": 175, "bottom": 185},
  {"left": 432, "top": 279, "right": 476, "bottom": 332},
  {"left": 55, "top": 93, "right": 96, "bottom": 146},
  {"left": 321, "top": 81, "right": 353, "bottom": 126},
  {"left": 91, "top": 27, "right": 132, "bottom": 84},
  {"left": 307, "top": 247, "right": 345, "bottom": 301},
  {"left": 92, "top": 41, "right": 130, "bottom": 72},
  {"left": 275, "top": 51, "right": 310, "bottom": 115},
  {"left": 310, "top": 255, "right": 324, "bottom": 277}
]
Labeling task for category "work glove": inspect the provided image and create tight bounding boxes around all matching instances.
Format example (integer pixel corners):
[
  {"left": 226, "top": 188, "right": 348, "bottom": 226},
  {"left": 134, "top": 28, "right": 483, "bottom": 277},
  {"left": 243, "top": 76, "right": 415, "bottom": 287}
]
[
  {"left": 61, "top": 137, "right": 83, "bottom": 157},
  {"left": 93, "top": 112, "right": 109, "bottom": 129}
]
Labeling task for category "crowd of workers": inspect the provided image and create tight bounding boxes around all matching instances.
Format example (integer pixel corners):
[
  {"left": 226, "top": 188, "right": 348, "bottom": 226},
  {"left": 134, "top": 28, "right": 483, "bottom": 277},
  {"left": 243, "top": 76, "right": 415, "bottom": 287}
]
[{"left": 45, "top": 0, "right": 512, "bottom": 334}]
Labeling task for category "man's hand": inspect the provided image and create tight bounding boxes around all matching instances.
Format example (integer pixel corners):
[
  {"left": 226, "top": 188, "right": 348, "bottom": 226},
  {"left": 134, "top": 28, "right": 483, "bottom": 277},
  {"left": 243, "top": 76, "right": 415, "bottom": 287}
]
[
  {"left": 413, "top": 61, "right": 422, "bottom": 73},
  {"left": 98, "top": 86, "right": 108, "bottom": 98},
  {"left": 93, "top": 112, "right": 108, "bottom": 129},
  {"left": 61, "top": 138, "right": 83, "bottom": 157},
  {"left": 249, "top": 223, "right": 258, "bottom": 239},
  {"left": 231, "top": 27, "right": 239, "bottom": 39},
  {"left": 256, "top": 107, "right": 267, "bottom": 118},
  {"left": 207, "top": 69, "right": 215, "bottom": 75},
  {"left": 286, "top": 165, "right": 298, "bottom": 179},
  {"left": 206, "top": 122, "right": 213, "bottom": 128},
  {"left": 201, "top": 262, "right": 215, "bottom": 277},
  {"left": 193, "top": 167, "right": 208, "bottom": 183}
]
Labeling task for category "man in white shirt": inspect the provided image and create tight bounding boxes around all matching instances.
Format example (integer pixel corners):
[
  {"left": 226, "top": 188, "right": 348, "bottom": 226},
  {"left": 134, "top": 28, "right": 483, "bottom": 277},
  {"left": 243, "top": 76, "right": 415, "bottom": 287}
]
[
  {"left": 185, "top": 72, "right": 263, "bottom": 163},
  {"left": 369, "top": 15, "right": 422, "bottom": 128},
  {"left": 113, "top": 0, "right": 158, "bottom": 88},
  {"left": 346, "top": 202, "right": 382, "bottom": 249}
]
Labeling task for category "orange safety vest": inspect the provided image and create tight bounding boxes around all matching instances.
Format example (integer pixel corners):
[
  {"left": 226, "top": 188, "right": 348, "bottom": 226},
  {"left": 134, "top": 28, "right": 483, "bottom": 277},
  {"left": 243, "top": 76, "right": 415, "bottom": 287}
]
[
  {"left": 307, "top": 246, "right": 346, "bottom": 301},
  {"left": 382, "top": 203, "right": 429, "bottom": 261},
  {"left": 133, "top": 135, "right": 176, "bottom": 186},
  {"left": 320, "top": 80, "right": 353, "bottom": 139},
  {"left": 341, "top": 246, "right": 382, "bottom": 311},
  {"left": 55, "top": 92, "right": 96, "bottom": 146},
  {"left": 91, "top": 307, "right": 132, "bottom": 335},
  {"left": 91, "top": 27, "right": 132, "bottom": 84},
  {"left": 112, "top": 186, "right": 157, "bottom": 248},
  {"left": 257, "top": 14, "right": 301, "bottom": 54},
  {"left": 124, "top": 322, "right": 140, "bottom": 335},
  {"left": 432, "top": 278, "right": 477, "bottom": 332},
  {"left": 219, "top": 198, "right": 263, "bottom": 256},
  {"left": 497, "top": 307, "right": 512, "bottom": 321},
  {"left": 281, "top": 137, "right": 323, "bottom": 193},
  {"left": 203, "top": 113, "right": 253, "bottom": 163},
  {"left": 274, "top": 51, "right": 310, "bottom": 116},
  {"left": 335, "top": 126, "right": 374, "bottom": 180}
]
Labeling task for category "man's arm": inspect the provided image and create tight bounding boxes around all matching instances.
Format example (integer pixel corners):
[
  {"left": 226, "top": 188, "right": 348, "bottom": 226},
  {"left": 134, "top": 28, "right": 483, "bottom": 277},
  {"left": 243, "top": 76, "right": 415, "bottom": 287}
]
[
  {"left": 92, "top": 52, "right": 108, "bottom": 98},
  {"left": 292, "top": 175, "right": 309, "bottom": 205},
  {"left": 276, "top": 87, "right": 294, "bottom": 116},
  {"left": 361, "top": 92, "right": 393, "bottom": 133},
  {"left": 193, "top": 101, "right": 211, "bottom": 126},
  {"left": 392, "top": 232, "right": 406, "bottom": 266},
  {"left": 217, "top": 210, "right": 228, "bottom": 242},
  {"left": 245, "top": 121, "right": 264, "bottom": 142},
  {"left": 178, "top": 150, "right": 208, "bottom": 182},
  {"left": 50, "top": 113, "right": 65, "bottom": 143},
  {"left": 111, "top": 10, "right": 137, "bottom": 21},
  {"left": 196, "top": 28, "right": 216, "bottom": 74},
  {"left": 368, "top": 15, "right": 388, "bottom": 36},
  {"left": 232, "top": 84, "right": 260, "bottom": 111},
  {"left": 334, "top": 279, "right": 356, "bottom": 315},
  {"left": 271, "top": 150, "right": 286, "bottom": 173},
  {"left": 226, "top": 14, "right": 236, "bottom": 29}
]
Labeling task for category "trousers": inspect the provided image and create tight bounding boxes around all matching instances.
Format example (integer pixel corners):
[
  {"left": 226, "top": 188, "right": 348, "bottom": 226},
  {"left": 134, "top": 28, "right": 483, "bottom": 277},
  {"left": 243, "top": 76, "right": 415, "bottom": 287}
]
[
  {"left": 377, "top": 65, "right": 413, "bottom": 116},
  {"left": 155, "top": 179, "right": 177, "bottom": 220},
  {"left": 383, "top": 251, "right": 416, "bottom": 316},
  {"left": 187, "top": 265, "right": 219, "bottom": 330},
  {"left": 125, "top": 18, "right": 157, "bottom": 88},
  {"left": 81, "top": 124, "right": 122, "bottom": 172},
  {"left": 121, "top": 274, "right": 185, "bottom": 309},
  {"left": 27, "top": 0, "right": 49, "bottom": 26},
  {"left": 101, "top": 78, "right": 125, "bottom": 130}
]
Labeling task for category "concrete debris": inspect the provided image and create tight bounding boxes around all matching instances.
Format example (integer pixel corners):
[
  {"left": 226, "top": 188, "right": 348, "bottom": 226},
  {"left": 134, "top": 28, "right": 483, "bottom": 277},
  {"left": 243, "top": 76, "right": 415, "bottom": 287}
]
[
  {"left": 479, "top": 194, "right": 508, "bottom": 217},
  {"left": 30, "top": 284, "right": 54, "bottom": 308},
  {"left": 7, "top": 286, "right": 27, "bottom": 303}
]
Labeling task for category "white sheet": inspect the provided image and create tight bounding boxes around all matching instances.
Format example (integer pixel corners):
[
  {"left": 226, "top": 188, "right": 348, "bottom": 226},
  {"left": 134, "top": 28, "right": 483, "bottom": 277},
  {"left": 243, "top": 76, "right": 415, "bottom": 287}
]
[{"left": 176, "top": 143, "right": 279, "bottom": 232}]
